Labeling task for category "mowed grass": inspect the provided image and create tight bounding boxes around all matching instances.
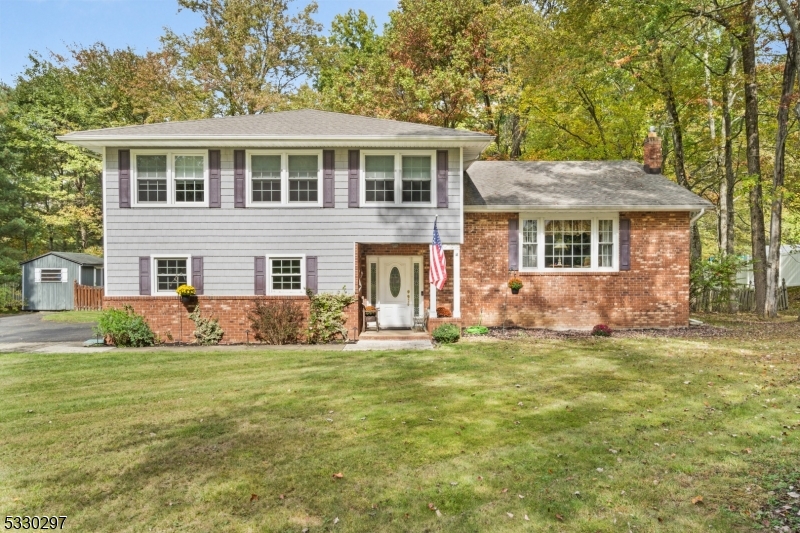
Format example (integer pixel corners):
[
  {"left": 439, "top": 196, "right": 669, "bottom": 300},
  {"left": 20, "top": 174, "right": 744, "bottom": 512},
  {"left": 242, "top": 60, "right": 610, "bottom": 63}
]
[
  {"left": 40, "top": 310, "right": 103, "bottom": 323},
  {"left": 1, "top": 327, "right": 799, "bottom": 532}
]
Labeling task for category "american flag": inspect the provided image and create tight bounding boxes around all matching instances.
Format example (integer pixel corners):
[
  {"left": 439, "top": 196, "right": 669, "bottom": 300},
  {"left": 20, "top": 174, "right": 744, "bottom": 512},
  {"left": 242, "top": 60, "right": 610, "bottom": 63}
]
[{"left": 430, "top": 218, "right": 447, "bottom": 290}]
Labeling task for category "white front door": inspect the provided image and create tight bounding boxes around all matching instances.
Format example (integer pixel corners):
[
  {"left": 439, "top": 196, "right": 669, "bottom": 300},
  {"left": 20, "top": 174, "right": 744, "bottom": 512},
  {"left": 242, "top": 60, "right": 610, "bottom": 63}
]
[{"left": 378, "top": 256, "right": 413, "bottom": 328}]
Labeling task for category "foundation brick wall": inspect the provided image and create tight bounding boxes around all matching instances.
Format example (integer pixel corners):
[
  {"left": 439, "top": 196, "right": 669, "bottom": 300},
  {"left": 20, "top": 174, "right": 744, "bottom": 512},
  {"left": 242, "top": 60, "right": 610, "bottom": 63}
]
[
  {"left": 104, "top": 296, "right": 358, "bottom": 344},
  {"left": 460, "top": 211, "right": 690, "bottom": 329}
]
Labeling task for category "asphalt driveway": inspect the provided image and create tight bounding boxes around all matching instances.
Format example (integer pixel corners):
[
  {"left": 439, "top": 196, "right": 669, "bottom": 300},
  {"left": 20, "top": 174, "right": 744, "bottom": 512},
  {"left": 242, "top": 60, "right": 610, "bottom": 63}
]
[{"left": 0, "top": 313, "right": 96, "bottom": 343}]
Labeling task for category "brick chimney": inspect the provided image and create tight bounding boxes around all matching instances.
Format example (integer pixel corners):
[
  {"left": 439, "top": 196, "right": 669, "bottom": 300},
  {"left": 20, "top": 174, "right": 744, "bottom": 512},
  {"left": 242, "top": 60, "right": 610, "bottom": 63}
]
[{"left": 643, "top": 126, "right": 662, "bottom": 174}]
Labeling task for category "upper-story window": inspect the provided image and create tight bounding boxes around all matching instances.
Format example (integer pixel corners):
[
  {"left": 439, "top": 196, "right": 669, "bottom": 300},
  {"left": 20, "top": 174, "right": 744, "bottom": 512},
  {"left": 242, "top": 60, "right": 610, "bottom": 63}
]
[
  {"left": 248, "top": 151, "right": 322, "bottom": 207},
  {"left": 361, "top": 151, "right": 436, "bottom": 206},
  {"left": 133, "top": 151, "right": 207, "bottom": 207},
  {"left": 520, "top": 213, "right": 618, "bottom": 272}
]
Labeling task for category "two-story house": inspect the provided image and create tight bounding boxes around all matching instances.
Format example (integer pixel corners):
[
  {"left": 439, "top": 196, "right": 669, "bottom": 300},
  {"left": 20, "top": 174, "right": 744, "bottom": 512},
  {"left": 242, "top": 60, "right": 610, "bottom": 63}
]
[{"left": 60, "top": 110, "right": 711, "bottom": 342}]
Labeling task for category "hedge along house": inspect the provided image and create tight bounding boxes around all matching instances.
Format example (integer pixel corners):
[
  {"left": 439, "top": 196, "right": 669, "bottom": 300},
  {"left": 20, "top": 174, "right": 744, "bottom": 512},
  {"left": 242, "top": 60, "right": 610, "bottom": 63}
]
[
  {"left": 20, "top": 252, "right": 104, "bottom": 311},
  {"left": 58, "top": 110, "right": 711, "bottom": 342}
]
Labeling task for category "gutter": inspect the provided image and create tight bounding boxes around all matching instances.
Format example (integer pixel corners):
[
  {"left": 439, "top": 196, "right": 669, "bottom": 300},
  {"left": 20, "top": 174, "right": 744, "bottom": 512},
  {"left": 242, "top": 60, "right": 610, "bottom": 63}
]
[{"left": 465, "top": 204, "right": 714, "bottom": 213}]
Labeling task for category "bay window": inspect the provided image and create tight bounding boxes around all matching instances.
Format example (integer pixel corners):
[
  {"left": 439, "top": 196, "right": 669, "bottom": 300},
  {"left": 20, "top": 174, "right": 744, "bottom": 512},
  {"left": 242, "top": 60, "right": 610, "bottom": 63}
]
[{"left": 520, "top": 214, "right": 618, "bottom": 271}]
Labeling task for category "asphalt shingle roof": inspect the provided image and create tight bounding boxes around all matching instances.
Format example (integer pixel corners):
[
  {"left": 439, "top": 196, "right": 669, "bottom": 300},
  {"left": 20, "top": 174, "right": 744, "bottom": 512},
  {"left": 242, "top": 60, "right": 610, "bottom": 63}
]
[
  {"left": 464, "top": 160, "right": 712, "bottom": 210},
  {"left": 60, "top": 109, "right": 492, "bottom": 139},
  {"left": 20, "top": 252, "right": 104, "bottom": 266}
]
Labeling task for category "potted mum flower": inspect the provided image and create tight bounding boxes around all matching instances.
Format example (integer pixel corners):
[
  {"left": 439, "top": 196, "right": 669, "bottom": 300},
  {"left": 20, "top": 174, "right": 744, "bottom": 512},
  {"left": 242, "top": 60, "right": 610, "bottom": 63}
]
[
  {"left": 176, "top": 284, "right": 197, "bottom": 304},
  {"left": 508, "top": 277, "right": 523, "bottom": 294}
]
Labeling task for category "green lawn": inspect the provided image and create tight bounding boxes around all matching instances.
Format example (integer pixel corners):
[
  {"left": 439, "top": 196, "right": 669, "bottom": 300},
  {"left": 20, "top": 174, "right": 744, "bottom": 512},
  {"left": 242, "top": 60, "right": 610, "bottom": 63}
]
[
  {"left": 41, "top": 310, "right": 103, "bottom": 323},
  {"left": 1, "top": 322, "right": 799, "bottom": 532}
]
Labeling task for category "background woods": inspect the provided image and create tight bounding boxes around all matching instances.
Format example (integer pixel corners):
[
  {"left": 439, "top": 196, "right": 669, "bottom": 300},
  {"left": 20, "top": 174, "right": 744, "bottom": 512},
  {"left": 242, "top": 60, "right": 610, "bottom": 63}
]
[{"left": 2, "top": 0, "right": 799, "bottom": 316}]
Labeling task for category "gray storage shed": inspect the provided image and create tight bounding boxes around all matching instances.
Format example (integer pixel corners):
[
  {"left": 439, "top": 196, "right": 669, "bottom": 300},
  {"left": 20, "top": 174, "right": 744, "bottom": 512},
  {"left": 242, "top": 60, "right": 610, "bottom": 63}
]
[{"left": 20, "top": 252, "right": 104, "bottom": 310}]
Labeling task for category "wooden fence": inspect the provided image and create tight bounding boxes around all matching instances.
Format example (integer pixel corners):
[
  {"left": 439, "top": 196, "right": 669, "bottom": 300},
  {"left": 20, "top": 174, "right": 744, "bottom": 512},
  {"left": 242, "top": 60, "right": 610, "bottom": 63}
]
[
  {"left": 74, "top": 281, "right": 104, "bottom": 310},
  {"left": 691, "top": 279, "right": 789, "bottom": 313}
]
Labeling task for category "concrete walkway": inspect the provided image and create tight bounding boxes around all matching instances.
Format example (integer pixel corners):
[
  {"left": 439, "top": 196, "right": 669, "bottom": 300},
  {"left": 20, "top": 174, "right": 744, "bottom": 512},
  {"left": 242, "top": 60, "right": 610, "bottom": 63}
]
[{"left": 344, "top": 330, "right": 433, "bottom": 351}]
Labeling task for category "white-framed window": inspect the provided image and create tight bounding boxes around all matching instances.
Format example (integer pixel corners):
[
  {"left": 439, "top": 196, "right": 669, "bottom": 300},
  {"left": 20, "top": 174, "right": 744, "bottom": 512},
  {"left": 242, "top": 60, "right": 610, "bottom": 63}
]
[
  {"left": 35, "top": 268, "right": 67, "bottom": 283},
  {"left": 247, "top": 151, "right": 322, "bottom": 207},
  {"left": 132, "top": 150, "right": 208, "bottom": 207},
  {"left": 267, "top": 255, "right": 306, "bottom": 295},
  {"left": 519, "top": 213, "right": 618, "bottom": 272},
  {"left": 151, "top": 255, "right": 191, "bottom": 294},
  {"left": 361, "top": 151, "right": 436, "bottom": 206}
]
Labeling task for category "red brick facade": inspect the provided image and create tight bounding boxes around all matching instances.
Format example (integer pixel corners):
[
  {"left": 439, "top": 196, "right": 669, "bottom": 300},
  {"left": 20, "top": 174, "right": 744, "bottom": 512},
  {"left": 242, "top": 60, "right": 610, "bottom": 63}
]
[
  {"left": 459, "top": 211, "right": 690, "bottom": 329},
  {"left": 103, "top": 296, "right": 358, "bottom": 344},
  {"left": 106, "top": 210, "right": 690, "bottom": 344}
]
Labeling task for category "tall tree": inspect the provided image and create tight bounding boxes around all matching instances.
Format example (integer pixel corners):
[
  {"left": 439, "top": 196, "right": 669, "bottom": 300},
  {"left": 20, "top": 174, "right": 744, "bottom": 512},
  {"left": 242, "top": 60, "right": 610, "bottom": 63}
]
[{"left": 162, "top": 0, "right": 322, "bottom": 115}]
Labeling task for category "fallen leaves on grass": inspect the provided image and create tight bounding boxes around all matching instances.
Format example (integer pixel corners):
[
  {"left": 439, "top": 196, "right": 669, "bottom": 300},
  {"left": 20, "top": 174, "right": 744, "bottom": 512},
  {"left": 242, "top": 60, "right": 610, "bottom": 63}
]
[
  {"left": 250, "top": 494, "right": 259, "bottom": 502},
  {"left": 332, "top": 472, "right": 343, "bottom": 479},
  {"left": 692, "top": 495, "right": 704, "bottom": 505},
  {"left": 556, "top": 513, "right": 564, "bottom": 521}
]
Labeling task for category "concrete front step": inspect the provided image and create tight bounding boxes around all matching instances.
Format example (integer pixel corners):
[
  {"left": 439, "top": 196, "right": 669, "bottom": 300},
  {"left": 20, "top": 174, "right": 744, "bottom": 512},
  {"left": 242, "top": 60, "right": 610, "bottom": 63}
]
[{"left": 358, "top": 330, "right": 431, "bottom": 342}]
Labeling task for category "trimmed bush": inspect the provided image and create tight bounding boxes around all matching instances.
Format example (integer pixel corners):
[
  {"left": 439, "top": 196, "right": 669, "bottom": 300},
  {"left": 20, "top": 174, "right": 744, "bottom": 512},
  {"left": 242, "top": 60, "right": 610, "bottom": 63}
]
[
  {"left": 94, "top": 305, "right": 156, "bottom": 347},
  {"left": 464, "top": 325, "right": 489, "bottom": 335},
  {"left": 432, "top": 323, "right": 460, "bottom": 344},
  {"left": 248, "top": 300, "right": 303, "bottom": 345}
]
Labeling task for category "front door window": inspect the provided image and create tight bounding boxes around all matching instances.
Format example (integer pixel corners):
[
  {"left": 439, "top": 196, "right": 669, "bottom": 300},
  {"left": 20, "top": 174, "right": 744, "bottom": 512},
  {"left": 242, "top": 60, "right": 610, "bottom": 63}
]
[{"left": 389, "top": 267, "right": 401, "bottom": 297}]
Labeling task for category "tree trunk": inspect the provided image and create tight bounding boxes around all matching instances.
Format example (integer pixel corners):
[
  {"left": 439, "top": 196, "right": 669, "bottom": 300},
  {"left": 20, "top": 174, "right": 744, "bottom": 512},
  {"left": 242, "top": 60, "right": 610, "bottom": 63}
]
[
  {"left": 719, "top": 45, "right": 738, "bottom": 258},
  {"left": 766, "top": 27, "right": 797, "bottom": 317},
  {"left": 740, "top": 0, "right": 767, "bottom": 315},
  {"left": 658, "top": 52, "right": 699, "bottom": 262}
]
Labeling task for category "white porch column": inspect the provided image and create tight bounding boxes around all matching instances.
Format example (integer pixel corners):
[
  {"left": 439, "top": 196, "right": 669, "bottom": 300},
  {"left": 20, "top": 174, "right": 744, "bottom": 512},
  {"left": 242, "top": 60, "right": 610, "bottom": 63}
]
[
  {"left": 452, "top": 245, "right": 461, "bottom": 318},
  {"left": 429, "top": 245, "right": 437, "bottom": 318}
]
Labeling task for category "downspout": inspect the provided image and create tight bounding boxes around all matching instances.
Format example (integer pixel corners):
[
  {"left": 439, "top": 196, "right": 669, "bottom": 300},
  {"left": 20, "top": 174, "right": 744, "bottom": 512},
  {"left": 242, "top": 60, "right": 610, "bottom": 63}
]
[{"left": 690, "top": 208, "right": 706, "bottom": 226}]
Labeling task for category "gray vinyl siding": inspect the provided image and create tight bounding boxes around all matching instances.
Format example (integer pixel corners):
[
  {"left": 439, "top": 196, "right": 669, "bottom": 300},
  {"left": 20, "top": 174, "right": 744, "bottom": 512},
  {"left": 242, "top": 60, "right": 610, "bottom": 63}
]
[
  {"left": 105, "top": 147, "right": 462, "bottom": 296},
  {"left": 21, "top": 255, "right": 80, "bottom": 310}
]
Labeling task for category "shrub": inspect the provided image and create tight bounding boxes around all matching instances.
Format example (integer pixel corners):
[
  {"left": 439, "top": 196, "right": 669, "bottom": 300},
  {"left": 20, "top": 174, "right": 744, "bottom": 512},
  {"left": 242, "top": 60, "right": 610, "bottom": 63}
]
[
  {"left": 0, "top": 285, "right": 23, "bottom": 312},
  {"left": 591, "top": 324, "right": 612, "bottom": 337},
  {"left": 436, "top": 306, "right": 452, "bottom": 317},
  {"left": 432, "top": 323, "right": 460, "bottom": 343},
  {"left": 248, "top": 300, "right": 303, "bottom": 345},
  {"left": 94, "top": 305, "right": 156, "bottom": 347},
  {"left": 307, "top": 288, "right": 356, "bottom": 343},
  {"left": 176, "top": 284, "right": 196, "bottom": 297},
  {"left": 464, "top": 325, "right": 489, "bottom": 335},
  {"left": 188, "top": 306, "right": 224, "bottom": 345},
  {"left": 690, "top": 255, "right": 744, "bottom": 312}
]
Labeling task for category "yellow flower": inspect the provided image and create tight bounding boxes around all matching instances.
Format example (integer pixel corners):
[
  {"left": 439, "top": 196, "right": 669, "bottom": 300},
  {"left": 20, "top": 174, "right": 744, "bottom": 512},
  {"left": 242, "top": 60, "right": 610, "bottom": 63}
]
[{"left": 176, "top": 284, "right": 196, "bottom": 297}]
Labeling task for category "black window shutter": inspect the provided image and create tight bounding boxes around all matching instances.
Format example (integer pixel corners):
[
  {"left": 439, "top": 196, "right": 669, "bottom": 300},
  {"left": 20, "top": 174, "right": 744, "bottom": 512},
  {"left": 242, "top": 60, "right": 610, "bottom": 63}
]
[
  {"left": 508, "top": 218, "right": 519, "bottom": 271},
  {"left": 139, "top": 256, "right": 151, "bottom": 295},
  {"left": 254, "top": 256, "right": 266, "bottom": 295},
  {"left": 348, "top": 150, "right": 360, "bottom": 207},
  {"left": 437, "top": 150, "right": 448, "bottom": 208},
  {"left": 619, "top": 218, "right": 631, "bottom": 271},
  {"left": 192, "top": 257, "right": 204, "bottom": 295},
  {"left": 119, "top": 150, "right": 131, "bottom": 208},
  {"left": 323, "top": 150, "right": 335, "bottom": 208},
  {"left": 234, "top": 150, "right": 246, "bottom": 208},
  {"left": 208, "top": 150, "right": 221, "bottom": 208},
  {"left": 306, "top": 256, "right": 318, "bottom": 294}
]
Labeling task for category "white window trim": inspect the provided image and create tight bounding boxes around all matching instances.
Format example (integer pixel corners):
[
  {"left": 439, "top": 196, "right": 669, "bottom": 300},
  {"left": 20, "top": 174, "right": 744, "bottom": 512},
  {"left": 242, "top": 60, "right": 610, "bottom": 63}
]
[
  {"left": 518, "top": 212, "right": 619, "bottom": 273},
  {"left": 267, "top": 254, "right": 307, "bottom": 295},
  {"left": 131, "top": 150, "right": 209, "bottom": 207},
  {"left": 150, "top": 254, "right": 192, "bottom": 296},
  {"left": 360, "top": 150, "right": 437, "bottom": 207},
  {"left": 246, "top": 150, "right": 323, "bottom": 208}
]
